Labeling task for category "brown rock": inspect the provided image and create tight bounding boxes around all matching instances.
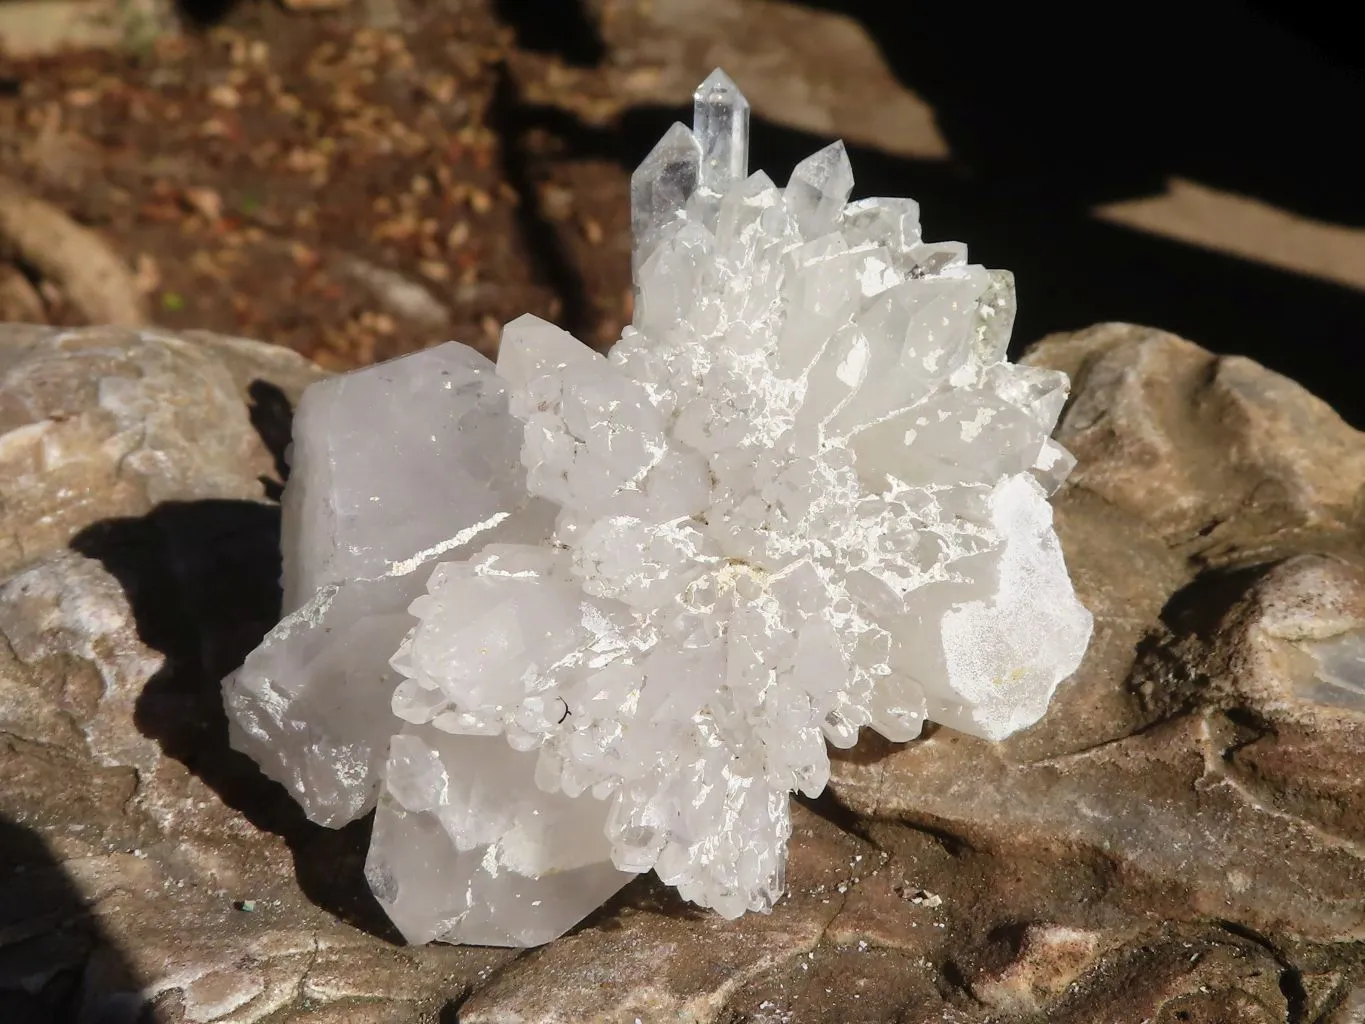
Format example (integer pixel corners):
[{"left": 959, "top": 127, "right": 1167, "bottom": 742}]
[
  {"left": 970, "top": 923, "right": 1105, "bottom": 1012},
  {"left": 0, "top": 176, "right": 148, "bottom": 327},
  {"left": 278, "top": 0, "right": 350, "bottom": 12},
  {"left": 1025, "top": 322, "right": 1365, "bottom": 559},
  {"left": 524, "top": 0, "right": 948, "bottom": 161},
  {"left": 0, "top": 265, "right": 46, "bottom": 323},
  {"left": 0, "top": 326, "right": 511, "bottom": 1024},
  {"left": 0, "top": 0, "right": 176, "bottom": 58},
  {"left": 0, "top": 326, "right": 309, "bottom": 577},
  {"left": 4, "top": 322, "right": 1365, "bottom": 1022}
]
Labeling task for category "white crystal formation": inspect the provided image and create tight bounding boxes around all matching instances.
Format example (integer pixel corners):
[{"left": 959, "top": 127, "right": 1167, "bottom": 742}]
[
  {"left": 693, "top": 67, "right": 750, "bottom": 192},
  {"left": 393, "top": 74, "right": 1093, "bottom": 920},
  {"left": 224, "top": 343, "right": 636, "bottom": 945},
  {"left": 225, "top": 344, "right": 542, "bottom": 824},
  {"left": 225, "top": 68, "right": 1091, "bottom": 946}
]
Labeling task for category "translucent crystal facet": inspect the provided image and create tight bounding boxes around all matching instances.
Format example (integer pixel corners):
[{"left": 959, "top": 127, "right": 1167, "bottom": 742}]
[
  {"left": 224, "top": 343, "right": 553, "bottom": 828},
  {"left": 365, "top": 730, "right": 633, "bottom": 946},
  {"left": 226, "top": 68, "right": 1092, "bottom": 948},
  {"left": 786, "top": 140, "right": 855, "bottom": 237},
  {"left": 630, "top": 121, "right": 703, "bottom": 279},
  {"left": 693, "top": 67, "right": 750, "bottom": 193}
]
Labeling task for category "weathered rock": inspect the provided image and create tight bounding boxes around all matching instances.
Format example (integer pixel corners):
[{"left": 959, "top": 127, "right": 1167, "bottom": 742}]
[
  {"left": 3, "top": 321, "right": 1365, "bottom": 1022},
  {"left": 969, "top": 923, "right": 1107, "bottom": 1014},
  {"left": 0, "top": 0, "right": 176, "bottom": 58},
  {"left": 0, "top": 265, "right": 45, "bottom": 323},
  {"left": 0, "top": 326, "right": 513, "bottom": 1024},
  {"left": 0, "top": 326, "right": 287, "bottom": 578},
  {"left": 1024, "top": 322, "right": 1365, "bottom": 557}
]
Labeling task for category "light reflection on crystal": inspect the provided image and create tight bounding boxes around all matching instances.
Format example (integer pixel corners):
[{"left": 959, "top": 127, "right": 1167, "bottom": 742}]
[
  {"left": 786, "top": 139, "right": 855, "bottom": 238},
  {"left": 693, "top": 67, "right": 750, "bottom": 193},
  {"left": 225, "top": 67, "right": 1092, "bottom": 948},
  {"left": 630, "top": 121, "right": 702, "bottom": 281}
]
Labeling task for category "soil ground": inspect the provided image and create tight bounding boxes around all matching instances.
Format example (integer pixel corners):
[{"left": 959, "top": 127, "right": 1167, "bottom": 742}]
[{"left": 0, "top": 0, "right": 638, "bottom": 368}]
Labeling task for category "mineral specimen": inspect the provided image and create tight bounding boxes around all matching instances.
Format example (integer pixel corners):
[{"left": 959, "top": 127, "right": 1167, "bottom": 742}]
[{"left": 224, "top": 69, "right": 1092, "bottom": 946}]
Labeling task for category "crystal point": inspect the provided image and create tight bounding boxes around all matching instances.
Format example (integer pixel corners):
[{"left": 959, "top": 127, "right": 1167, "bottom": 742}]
[
  {"left": 693, "top": 67, "right": 750, "bottom": 193},
  {"left": 630, "top": 121, "right": 703, "bottom": 280},
  {"left": 786, "top": 139, "right": 854, "bottom": 238}
]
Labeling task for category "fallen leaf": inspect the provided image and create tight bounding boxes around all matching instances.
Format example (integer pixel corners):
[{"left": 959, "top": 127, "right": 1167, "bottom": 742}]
[{"left": 184, "top": 186, "right": 223, "bottom": 222}]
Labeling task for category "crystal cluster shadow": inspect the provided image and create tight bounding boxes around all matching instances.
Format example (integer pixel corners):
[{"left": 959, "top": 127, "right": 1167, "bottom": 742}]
[{"left": 67, "top": 383, "right": 402, "bottom": 944}]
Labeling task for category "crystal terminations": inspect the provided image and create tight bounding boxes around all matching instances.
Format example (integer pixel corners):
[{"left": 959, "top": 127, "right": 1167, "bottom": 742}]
[{"left": 225, "top": 69, "right": 1092, "bottom": 946}]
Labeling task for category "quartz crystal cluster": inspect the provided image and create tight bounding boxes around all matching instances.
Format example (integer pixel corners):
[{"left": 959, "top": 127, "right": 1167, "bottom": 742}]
[{"left": 224, "top": 69, "right": 1092, "bottom": 946}]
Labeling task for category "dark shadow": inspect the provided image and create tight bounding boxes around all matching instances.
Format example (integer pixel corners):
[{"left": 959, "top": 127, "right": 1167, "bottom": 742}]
[
  {"left": 173, "top": 0, "right": 238, "bottom": 29},
  {"left": 1156, "top": 562, "right": 1271, "bottom": 644},
  {"left": 493, "top": 0, "right": 604, "bottom": 66},
  {"left": 64, "top": 381, "right": 400, "bottom": 944},
  {"left": 1127, "top": 561, "right": 1275, "bottom": 719},
  {"left": 794, "top": 0, "right": 1365, "bottom": 424},
  {"left": 0, "top": 815, "right": 152, "bottom": 1023},
  {"left": 247, "top": 380, "right": 293, "bottom": 483},
  {"left": 489, "top": 66, "right": 595, "bottom": 340},
  {"left": 796, "top": 787, "right": 869, "bottom": 841},
  {"left": 1241, "top": 2, "right": 1365, "bottom": 72},
  {"left": 67, "top": 501, "right": 399, "bottom": 944},
  {"left": 247, "top": 379, "right": 293, "bottom": 499},
  {"left": 798, "top": 1, "right": 1365, "bottom": 226},
  {"left": 572, "top": 871, "right": 711, "bottom": 935}
]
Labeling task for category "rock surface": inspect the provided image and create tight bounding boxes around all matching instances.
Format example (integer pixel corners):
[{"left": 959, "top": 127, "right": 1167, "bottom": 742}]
[{"left": 2, "top": 322, "right": 1365, "bottom": 1022}]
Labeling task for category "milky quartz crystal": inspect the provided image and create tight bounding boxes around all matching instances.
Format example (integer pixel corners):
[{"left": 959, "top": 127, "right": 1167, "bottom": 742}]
[{"left": 225, "top": 69, "right": 1092, "bottom": 946}]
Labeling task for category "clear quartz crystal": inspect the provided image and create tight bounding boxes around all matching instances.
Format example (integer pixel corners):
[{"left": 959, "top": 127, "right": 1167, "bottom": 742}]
[
  {"left": 392, "top": 70, "right": 1090, "bottom": 923},
  {"left": 224, "top": 343, "right": 554, "bottom": 828},
  {"left": 786, "top": 140, "right": 855, "bottom": 237},
  {"left": 630, "top": 121, "right": 702, "bottom": 279},
  {"left": 693, "top": 67, "right": 750, "bottom": 192},
  {"left": 226, "top": 68, "right": 1092, "bottom": 949}
]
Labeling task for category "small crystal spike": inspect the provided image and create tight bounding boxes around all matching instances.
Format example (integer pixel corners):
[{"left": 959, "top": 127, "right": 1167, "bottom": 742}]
[
  {"left": 693, "top": 68, "right": 750, "bottom": 193},
  {"left": 786, "top": 140, "right": 854, "bottom": 238},
  {"left": 631, "top": 121, "right": 703, "bottom": 280}
]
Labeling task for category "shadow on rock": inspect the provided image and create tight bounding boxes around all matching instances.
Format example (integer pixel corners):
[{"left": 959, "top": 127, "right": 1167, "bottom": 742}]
[
  {"left": 247, "top": 379, "right": 294, "bottom": 491},
  {"left": 0, "top": 815, "right": 151, "bottom": 1024},
  {"left": 489, "top": 65, "right": 596, "bottom": 342},
  {"left": 69, "top": 497, "right": 400, "bottom": 944},
  {"left": 494, "top": 0, "right": 604, "bottom": 66}
]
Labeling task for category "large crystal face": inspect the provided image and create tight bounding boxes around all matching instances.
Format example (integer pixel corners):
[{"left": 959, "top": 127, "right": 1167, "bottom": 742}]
[
  {"left": 224, "top": 342, "right": 556, "bottom": 826},
  {"left": 226, "top": 68, "right": 1091, "bottom": 945}
]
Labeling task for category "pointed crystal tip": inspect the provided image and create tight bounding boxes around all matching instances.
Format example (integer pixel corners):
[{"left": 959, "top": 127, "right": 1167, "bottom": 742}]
[
  {"left": 630, "top": 122, "right": 703, "bottom": 279},
  {"left": 786, "top": 139, "right": 854, "bottom": 238},
  {"left": 692, "top": 67, "right": 750, "bottom": 194},
  {"left": 694, "top": 67, "right": 746, "bottom": 107}
]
